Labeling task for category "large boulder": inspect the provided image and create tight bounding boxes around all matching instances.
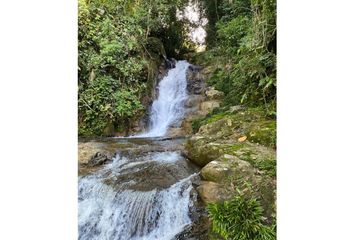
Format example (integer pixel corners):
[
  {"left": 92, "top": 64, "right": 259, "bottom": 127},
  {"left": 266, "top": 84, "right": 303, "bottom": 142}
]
[
  {"left": 189, "top": 108, "right": 276, "bottom": 148},
  {"left": 185, "top": 106, "right": 277, "bottom": 222},
  {"left": 205, "top": 87, "right": 224, "bottom": 100},
  {"left": 186, "top": 136, "right": 225, "bottom": 167},
  {"left": 197, "top": 181, "right": 231, "bottom": 204},
  {"left": 198, "top": 118, "right": 234, "bottom": 138},
  {"left": 186, "top": 135, "right": 275, "bottom": 168},
  {"left": 201, "top": 160, "right": 231, "bottom": 182},
  {"left": 87, "top": 152, "right": 111, "bottom": 167},
  {"left": 201, "top": 154, "right": 256, "bottom": 183},
  {"left": 186, "top": 65, "right": 205, "bottom": 94},
  {"left": 78, "top": 142, "right": 103, "bottom": 164},
  {"left": 78, "top": 141, "right": 116, "bottom": 165}
]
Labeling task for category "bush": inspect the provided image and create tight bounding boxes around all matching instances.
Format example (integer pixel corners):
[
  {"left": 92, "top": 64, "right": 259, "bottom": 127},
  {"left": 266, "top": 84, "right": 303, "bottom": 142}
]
[
  {"left": 201, "top": 0, "right": 276, "bottom": 114},
  {"left": 208, "top": 193, "right": 276, "bottom": 240},
  {"left": 78, "top": 75, "right": 144, "bottom": 136},
  {"left": 78, "top": 0, "right": 194, "bottom": 136}
]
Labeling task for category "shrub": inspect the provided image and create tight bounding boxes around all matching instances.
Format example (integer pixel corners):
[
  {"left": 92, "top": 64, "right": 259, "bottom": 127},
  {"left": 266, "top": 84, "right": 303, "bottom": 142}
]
[{"left": 208, "top": 193, "right": 276, "bottom": 240}]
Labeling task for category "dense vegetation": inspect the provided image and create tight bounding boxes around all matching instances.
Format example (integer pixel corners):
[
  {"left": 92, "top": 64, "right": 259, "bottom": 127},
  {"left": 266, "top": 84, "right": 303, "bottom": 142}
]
[
  {"left": 194, "top": 0, "right": 276, "bottom": 115},
  {"left": 78, "top": 0, "right": 194, "bottom": 136},
  {"left": 208, "top": 193, "right": 276, "bottom": 240},
  {"left": 78, "top": 0, "right": 276, "bottom": 238},
  {"left": 193, "top": 1, "right": 277, "bottom": 239},
  {"left": 78, "top": 0, "right": 276, "bottom": 136}
]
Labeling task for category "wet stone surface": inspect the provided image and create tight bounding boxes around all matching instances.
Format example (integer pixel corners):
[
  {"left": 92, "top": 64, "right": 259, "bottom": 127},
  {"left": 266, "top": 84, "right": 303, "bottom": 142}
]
[{"left": 78, "top": 137, "right": 205, "bottom": 240}]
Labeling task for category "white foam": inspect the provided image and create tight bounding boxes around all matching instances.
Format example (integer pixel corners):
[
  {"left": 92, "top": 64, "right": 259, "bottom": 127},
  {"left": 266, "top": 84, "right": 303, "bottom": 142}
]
[
  {"left": 78, "top": 173, "right": 195, "bottom": 240},
  {"left": 136, "top": 60, "right": 190, "bottom": 137}
]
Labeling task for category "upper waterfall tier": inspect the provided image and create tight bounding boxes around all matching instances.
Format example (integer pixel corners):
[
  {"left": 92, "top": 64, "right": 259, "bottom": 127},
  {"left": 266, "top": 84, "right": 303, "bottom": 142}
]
[{"left": 137, "top": 60, "right": 190, "bottom": 137}]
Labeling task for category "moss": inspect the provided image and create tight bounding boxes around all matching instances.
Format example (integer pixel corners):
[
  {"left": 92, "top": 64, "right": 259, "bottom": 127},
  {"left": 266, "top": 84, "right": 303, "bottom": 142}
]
[
  {"left": 192, "top": 110, "right": 232, "bottom": 133},
  {"left": 186, "top": 139, "right": 224, "bottom": 167},
  {"left": 206, "top": 111, "right": 231, "bottom": 124},
  {"left": 252, "top": 157, "right": 276, "bottom": 177},
  {"left": 223, "top": 144, "right": 245, "bottom": 153},
  {"left": 247, "top": 120, "right": 276, "bottom": 148},
  {"left": 223, "top": 143, "right": 276, "bottom": 178},
  {"left": 202, "top": 167, "right": 230, "bottom": 183}
]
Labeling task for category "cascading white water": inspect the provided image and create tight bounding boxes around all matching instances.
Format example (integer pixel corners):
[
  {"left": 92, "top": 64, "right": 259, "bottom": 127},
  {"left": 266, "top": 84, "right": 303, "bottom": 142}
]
[
  {"left": 79, "top": 152, "right": 196, "bottom": 240},
  {"left": 79, "top": 61, "right": 198, "bottom": 240},
  {"left": 137, "top": 60, "right": 190, "bottom": 137}
]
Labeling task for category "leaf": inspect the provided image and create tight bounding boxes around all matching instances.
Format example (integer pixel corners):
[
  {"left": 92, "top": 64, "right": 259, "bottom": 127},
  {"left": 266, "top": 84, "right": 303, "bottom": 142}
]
[{"left": 238, "top": 136, "right": 247, "bottom": 142}]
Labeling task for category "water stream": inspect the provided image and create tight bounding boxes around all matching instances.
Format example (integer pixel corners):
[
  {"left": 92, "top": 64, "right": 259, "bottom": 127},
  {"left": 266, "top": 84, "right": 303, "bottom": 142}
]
[
  {"left": 78, "top": 61, "right": 200, "bottom": 240},
  {"left": 136, "top": 60, "right": 189, "bottom": 137}
]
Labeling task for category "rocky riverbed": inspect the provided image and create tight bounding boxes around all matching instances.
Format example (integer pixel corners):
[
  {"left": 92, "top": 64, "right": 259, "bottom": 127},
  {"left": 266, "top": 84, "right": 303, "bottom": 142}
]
[{"left": 78, "top": 63, "right": 276, "bottom": 239}]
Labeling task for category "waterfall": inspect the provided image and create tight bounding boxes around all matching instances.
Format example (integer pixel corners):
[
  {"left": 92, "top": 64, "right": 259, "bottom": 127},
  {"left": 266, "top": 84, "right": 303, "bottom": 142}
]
[
  {"left": 137, "top": 60, "right": 190, "bottom": 137},
  {"left": 79, "top": 150, "right": 198, "bottom": 240},
  {"left": 79, "top": 60, "right": 198, "bottom": 240}
]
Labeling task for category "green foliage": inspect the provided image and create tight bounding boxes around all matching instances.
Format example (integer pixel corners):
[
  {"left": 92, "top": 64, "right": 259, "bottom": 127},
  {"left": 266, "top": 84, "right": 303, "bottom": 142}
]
[
  {"left": 208, "top": 193, "right": 276, "bottom": 240},
  {"left": 78, "top": 0, "right": 192, "bottom": 136},
  {"left": 78, "top": 75, "right": 144, "bottom": 136},
  {"left": 192, "top": 108, "right": 231, "bottom": 133},
  {"left": 199, "top": 0, "right": 221, "bottom": 47},
  {"left": 201, "top": 0, "right": 276, "bottom": 114},
  {"left": 242, "top": 154, "right": 276, "bottom": 178},
  {"left": 254, "top": 158, "right": 276, "bottom": 177}
]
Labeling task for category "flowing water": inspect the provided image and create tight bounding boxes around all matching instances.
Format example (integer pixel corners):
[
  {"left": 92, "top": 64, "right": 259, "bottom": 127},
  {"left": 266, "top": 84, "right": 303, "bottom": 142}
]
[
  {"left": 79, "top": 60, "right": 201, "bottom": 240},
  {"left": 136, "top": 60, "right": 190, "bottom": 137}
]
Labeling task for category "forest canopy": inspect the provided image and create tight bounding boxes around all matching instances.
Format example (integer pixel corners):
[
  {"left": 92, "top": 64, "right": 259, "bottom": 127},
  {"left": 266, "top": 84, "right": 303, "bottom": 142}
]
[{"left": 78, "top": 0, "right": 276, "bottom": 136}]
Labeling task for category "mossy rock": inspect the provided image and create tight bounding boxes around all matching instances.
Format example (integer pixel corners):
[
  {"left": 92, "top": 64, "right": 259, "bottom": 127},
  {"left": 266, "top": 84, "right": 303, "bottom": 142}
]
[
  {"left": 246, "top": 120, "right": 276, "bottom": 147},
  {"left": 201, "top": 154, "right": 255, "bottom": 183},
  {"left": 186, "top": 134, "right": 275, "bottom": 171},
  {"left": 198, "top": 118, "right": 235, "bottom": 138},
  {"left": 186, "top": 137, "right": 225, "bottom": 167},
  {"left": 205, "top": 87, "right": 224, "bottom": 100},
  {"left": 197, "top": 181, "right": 232, "bottom": 204},
  {"left": 199, "top": 157, "right": 276, "bottom": 221},
  {"left": 201, "top": 160, "right": 232, "bottom": 182}
]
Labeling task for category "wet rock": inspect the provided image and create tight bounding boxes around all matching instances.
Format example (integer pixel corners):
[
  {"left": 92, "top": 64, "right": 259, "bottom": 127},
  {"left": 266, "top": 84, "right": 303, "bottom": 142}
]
[
  {"left": 87, "top": 152, "right": 111, "bottom": 167},
  {"left": 188, "top": 65, "right": 203, "bottom": 72},
  {"left": 78, "top": 142, "right": 104, "bottom": 164},
  {"left": 175, "top": 215, "right": 210, "bottom": 240},
  {"left": 104, "top": 151, "right": 200, "bottom": 192},
  {"left": 167, "top": 127, "right": 185, "bottom": 138},
  {"left": 79, "top": 140, "right": 127, "bottom": 165},
  {"left": 186, "top": 65, "right": 205, "bottom": 95},
  {"left": 165, "top": 57, "right": 176, "bottom": 69}
]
